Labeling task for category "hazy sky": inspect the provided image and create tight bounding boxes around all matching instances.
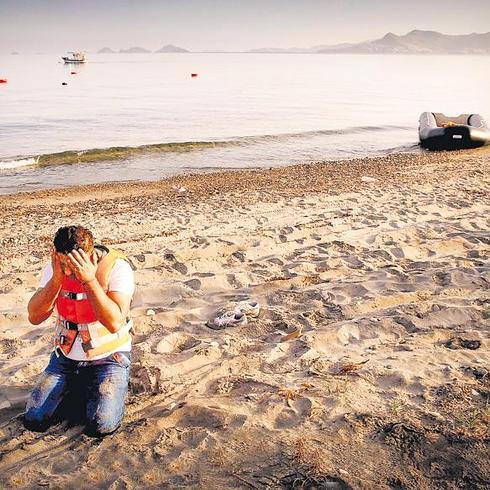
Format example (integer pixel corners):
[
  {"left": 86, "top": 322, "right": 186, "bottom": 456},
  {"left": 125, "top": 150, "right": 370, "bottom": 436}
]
[{"left": 1, "top": 0, "right": 489, "bottom": 53}]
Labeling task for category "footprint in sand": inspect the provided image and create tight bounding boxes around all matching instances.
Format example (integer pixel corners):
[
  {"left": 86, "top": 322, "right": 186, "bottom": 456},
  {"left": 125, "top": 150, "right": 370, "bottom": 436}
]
[
  {"left": 432, "top": 271, "right": 451, "bottom": 287},
  {"left": 341, "top": 256, "right": 366, "bottom": 270},
  {"left": 174, "top": 404, "right": 246, "bottom": 430},
  {"left": 176, "top": 216, "right": 190, "bottom": 225},
  {"left": 224, "top": 274, "right": 240, "bottom": 289},
  {"left": 231, "top": 251, "right": 246, "bottom": 262},
  {"left": 184, "top": 278, "right": 202, "bottom": 291},
  {"left": 132, "top": 253, "right": 146, "bottom": 265},
  {"left": 155, "top": 332, "right": 201, "bottom": 354},
  {"left": 172, "top": 262, "right": 188, "bottom": 275},
  {"left": 267, "top": 257, "right": 284, "bottom": 266},
  {"left": 274, "top": 397, "right": 313, "bottom": 429},
  {"left": 190, "top": 236, "right": 209, "bottom": 248},
  {"left": 129, "top": 252, "right": 166, "bottom": 269},
  {"left": 211, "top": 376, "right": 274, "bottom": 397}
]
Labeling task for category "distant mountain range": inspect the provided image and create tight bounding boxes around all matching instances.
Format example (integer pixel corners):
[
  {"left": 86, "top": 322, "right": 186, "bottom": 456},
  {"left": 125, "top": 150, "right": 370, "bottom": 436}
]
[
  {"left": 119, "top": 47, "right": 152, "bottom": 54},
  {"left": 155, "top": 44, "right": 189, "bottom": 53},
  {"left": 98, "top": 45, "right": 189, "bottom": 54},
  {"left": 94, "top": 31, "right": 490, "bottom": 55},
  {"left": 98, "top": 47, "right": 116, "bottom": 54},
  {"left": 249, "top": 30, "right": 490, "bottom": 54}
]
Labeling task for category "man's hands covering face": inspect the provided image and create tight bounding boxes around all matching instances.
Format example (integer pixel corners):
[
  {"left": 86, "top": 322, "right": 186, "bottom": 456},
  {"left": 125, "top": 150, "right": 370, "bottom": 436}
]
[{"left": 67, "top": 249, "right": 97, "bottom": 284}]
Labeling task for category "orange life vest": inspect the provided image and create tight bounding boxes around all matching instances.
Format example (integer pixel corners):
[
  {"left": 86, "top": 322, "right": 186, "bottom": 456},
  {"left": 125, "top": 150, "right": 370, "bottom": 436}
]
[{"left": 54, "top": 247, "right": 132, "bottom": 359}]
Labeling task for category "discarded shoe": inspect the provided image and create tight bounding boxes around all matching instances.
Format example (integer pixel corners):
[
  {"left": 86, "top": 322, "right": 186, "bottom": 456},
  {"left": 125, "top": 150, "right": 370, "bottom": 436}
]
[
  {"left": 235, "top": 301, "right": 260, "bottom": 318},
  {"left": 206, "top": 311, "right": 248, "bottom": 330}
]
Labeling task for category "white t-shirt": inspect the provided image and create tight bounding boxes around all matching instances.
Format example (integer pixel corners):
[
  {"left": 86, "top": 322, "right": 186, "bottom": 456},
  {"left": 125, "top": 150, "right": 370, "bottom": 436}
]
[{"left": 39, "top": 258, "right": 135, "bottom": 361}]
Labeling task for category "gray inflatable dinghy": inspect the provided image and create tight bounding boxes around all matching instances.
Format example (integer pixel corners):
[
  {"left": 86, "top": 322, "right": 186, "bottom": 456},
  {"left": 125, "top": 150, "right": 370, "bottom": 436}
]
[{"left": 419, "top": 112, "right": 490, "bottom": 150}]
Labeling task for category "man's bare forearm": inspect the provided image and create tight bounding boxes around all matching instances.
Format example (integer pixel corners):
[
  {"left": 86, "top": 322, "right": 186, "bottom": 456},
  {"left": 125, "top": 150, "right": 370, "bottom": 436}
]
[
  {"left": 83, "top": 279, "right": 125, "bottom": 332},
  {"left": 28, "top": 279, "right": 62, "bottom": 324}
]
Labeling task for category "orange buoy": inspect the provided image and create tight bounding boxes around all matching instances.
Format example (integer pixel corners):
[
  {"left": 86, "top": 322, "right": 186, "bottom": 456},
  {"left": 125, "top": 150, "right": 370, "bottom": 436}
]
[
  {"left": 191, "top": 73, "right": 198, "bottom": 78},
  {"left": 0, "top": 79, "right": 7, "bottom": 84}
]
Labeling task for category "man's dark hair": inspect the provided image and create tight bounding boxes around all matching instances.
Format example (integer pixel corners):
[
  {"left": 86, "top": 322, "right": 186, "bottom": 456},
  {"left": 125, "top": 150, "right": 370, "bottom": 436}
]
[{"left": 54, "top": 226, "right": 94, "bottom": 254}]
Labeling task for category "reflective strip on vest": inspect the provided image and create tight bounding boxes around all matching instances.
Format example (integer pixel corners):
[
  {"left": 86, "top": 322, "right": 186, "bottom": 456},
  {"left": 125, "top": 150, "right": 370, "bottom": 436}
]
[
  {"left": 82, "top": 334, "right": 131, "bottom": 358},
  {"left": 81, "top": 320, "right": 133, "bottom": 358},
  {"left": 81, "top": 320, "right": 132, "bottom": 349},
  {"left": 60, "top": 290, "right": 88, "bottom": 301}
]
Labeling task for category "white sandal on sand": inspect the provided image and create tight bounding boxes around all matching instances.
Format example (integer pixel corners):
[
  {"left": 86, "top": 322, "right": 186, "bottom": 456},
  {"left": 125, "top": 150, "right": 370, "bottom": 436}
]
[
  {"left": 206, "top": 311, "right": 248, "bottom": 330},
  {"left": 235, "top": 301, "right": 260, "bottom": 318}
]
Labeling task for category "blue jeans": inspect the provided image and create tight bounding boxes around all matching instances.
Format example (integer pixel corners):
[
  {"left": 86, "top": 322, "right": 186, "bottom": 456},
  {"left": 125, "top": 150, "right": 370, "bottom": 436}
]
[{"left": 24, "top": 350, "right": 130, "bottom": 437}]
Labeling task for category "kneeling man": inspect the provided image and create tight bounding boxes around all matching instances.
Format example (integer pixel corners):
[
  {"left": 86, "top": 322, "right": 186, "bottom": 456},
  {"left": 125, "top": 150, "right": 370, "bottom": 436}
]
[{"left": 25, "top": 225, "right": 134, "bottom": 437}]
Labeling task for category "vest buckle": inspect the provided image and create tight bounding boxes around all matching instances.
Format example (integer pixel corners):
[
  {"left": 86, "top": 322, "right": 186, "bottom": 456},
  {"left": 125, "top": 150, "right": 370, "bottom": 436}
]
[{"left": 61, "top": 319, "right": 78, "bottom": 330}]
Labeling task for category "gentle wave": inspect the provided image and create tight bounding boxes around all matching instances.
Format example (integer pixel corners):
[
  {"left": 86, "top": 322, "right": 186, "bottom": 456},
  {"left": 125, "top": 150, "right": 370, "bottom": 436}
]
[
  {"left": 0, "top": 125, "right": 413, "bottom": 171},
  {"left": 0, "top": 157, "right": 39, "bottom": 170},
  {"left": 36, "top": 141, "right": 233, "bottom": 167},
  {"left": 242, "top": 125, "right": 413, "bottom": 143},
  {"left": 0, "top": 141, "right": 233, "bottom": 171}
]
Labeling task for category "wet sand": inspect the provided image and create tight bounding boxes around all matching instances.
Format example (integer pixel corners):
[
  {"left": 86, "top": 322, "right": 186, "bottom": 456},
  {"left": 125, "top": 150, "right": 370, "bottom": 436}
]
[{"left": 0, "top": 148, "right": 489, "bottom": 488}]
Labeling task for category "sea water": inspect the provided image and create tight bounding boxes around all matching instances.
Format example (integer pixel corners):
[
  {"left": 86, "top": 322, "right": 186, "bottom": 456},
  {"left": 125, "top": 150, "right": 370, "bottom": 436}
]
[{"left": 0, "top": 53, "right": 488, "bottom": 194}]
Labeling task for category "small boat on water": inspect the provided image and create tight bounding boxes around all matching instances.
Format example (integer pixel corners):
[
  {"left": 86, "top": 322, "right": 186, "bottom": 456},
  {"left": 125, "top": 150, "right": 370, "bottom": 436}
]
[
  {"left": 61, "top": 51, "right": 86, "bottom": 63},
  {"left": 419, "top": 112, "right": 490, "bottom": 150}
]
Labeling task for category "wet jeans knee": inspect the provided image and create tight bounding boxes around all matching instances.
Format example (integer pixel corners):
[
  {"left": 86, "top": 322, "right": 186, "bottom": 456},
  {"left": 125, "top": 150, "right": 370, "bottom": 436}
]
[
  {"left": 84, "top": 352, "right": 130, "bottom": 437},
  {"left": 84, "top": 416, "right": 121, "bottom": 437},
  {"left": 23, "top": 408, "right": 52, "bottom": 432}
]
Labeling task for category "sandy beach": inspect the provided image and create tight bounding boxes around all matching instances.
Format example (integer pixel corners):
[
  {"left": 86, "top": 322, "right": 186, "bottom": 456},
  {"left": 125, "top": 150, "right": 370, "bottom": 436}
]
[{"left": 0, "top": 148, "right": 489, "bottom": 488}]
